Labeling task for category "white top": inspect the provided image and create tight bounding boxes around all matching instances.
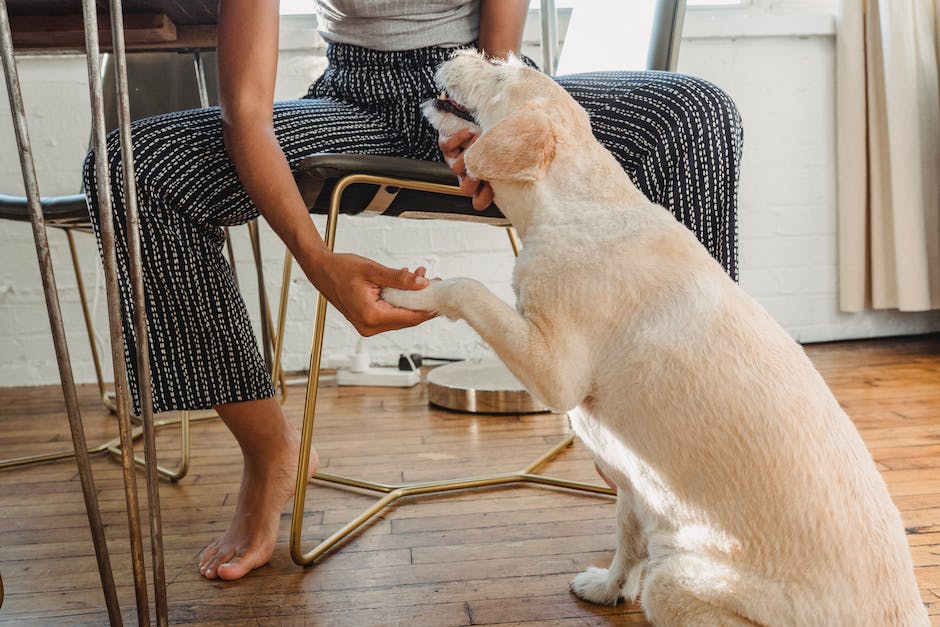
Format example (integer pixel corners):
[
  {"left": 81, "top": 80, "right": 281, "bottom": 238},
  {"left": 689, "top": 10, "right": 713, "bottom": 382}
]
[{"left": 313, "top": 0, "right": 480, "bottom": 51}]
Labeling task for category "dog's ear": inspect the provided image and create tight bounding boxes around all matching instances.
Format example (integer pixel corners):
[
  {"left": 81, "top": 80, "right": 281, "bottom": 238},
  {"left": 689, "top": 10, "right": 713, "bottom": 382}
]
[{"left": 464, "top": 105, "right": 556, "bottom": 182}]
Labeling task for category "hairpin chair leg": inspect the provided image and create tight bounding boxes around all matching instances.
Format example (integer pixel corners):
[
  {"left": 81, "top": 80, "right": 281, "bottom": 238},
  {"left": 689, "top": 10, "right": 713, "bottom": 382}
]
[
  {"left": 0, "top": 410, "right": 212, "bottom": 483},
  {"left": 0, "top": 3, "right": 123, "bottom": 623},
  {"left": 288, "top": 174, "right": 615, "bottom": 567},
  {"left": 248, "top": 220, "right": 274, "bottom": 371},
  {"left": 2, "top": 227, "right": 285, "bottom": 482},
  {"left": 69, "top": 225, "right": 197, "bottom": 481},
  {"left": 266, "top": 256, "right": 289, "bottom": 400},
  {"left": 271, "top": 248, "right": 293, "bottom": 403},
  {"left": 0, "top": 148, "right": 202, "bottom": 485},
  {"left": 224, "top": 229, "right": 239, "bottom": 283},
  {"left": 83, "top": 0, "right": 170, "bottom": 622},
  {"left": 247, "top": 220, "right": 289, "bottom": 399},
  {"left": 109, "top": 4, "right": 173, "bottom": 617},
  {"left": 288, "top": 190, "right": 340, "bottom": 566},
  {"left": 64, "top": 228, "right": 116, "bottom": 412}
]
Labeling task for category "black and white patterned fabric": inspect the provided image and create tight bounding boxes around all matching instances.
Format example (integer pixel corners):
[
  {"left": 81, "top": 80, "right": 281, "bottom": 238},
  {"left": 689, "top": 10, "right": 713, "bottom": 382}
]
[{"left": 83, "top": 42, "right": 743, "bottom": 414}]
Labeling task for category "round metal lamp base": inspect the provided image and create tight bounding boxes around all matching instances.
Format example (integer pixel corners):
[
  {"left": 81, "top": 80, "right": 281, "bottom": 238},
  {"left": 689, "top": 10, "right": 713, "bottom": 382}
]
[{"left": 426, "top": 358, "right": 549, "bottom": 414}]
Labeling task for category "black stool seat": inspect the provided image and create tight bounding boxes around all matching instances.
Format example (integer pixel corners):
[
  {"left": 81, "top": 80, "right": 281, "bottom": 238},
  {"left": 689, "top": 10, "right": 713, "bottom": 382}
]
[
  {"left": 0, "top": 193, "right": 90, "bottom": 228},
  {"left": 294, "top": 154, "right": 510, "bottom": 226}
]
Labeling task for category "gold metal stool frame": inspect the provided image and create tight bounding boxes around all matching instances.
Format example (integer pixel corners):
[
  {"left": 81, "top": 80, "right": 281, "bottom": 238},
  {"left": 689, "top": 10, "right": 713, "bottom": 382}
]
[
  {"left": 0, "top": 51, "right": 290, "bottom": 484},
  {"left": 282, "top": 172, "right": 615, "bottom": 566},
  {"left": 0, "top": 223, "right": 288, "bottom": 482}
]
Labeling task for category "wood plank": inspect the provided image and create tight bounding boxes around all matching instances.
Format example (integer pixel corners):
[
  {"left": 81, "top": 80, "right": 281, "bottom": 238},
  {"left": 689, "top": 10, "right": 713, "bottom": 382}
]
[
  {"left": 10, "top": 12, "right": 178, "bottom": 49},
  {"left": 11, "top": 24, "right": 217, "bottom": 53},
  {"left": 5, "top": 0, "right": 219, "bottom": 26}
]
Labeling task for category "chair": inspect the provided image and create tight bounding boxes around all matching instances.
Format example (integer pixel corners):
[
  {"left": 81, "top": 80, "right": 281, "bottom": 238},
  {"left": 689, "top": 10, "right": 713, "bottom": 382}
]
[
  {"left": 283, "top": 0, "right": 687, "bottom": 566},
  {"left": 0, "top": 50, "right": 286, "bottom": 481}
]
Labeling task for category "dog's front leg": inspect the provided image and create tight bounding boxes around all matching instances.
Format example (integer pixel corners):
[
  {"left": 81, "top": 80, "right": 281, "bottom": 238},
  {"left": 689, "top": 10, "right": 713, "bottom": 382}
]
[
  {"left": 571, "top": 489, "right": 648, "bottom": 606},
  {"left": 382, "top": 278, "right": 586, "bottom": 412}
]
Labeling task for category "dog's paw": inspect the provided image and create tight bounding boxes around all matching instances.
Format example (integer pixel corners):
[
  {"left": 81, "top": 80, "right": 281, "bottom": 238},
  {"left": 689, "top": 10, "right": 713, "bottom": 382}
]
[
  {"left": 381, "top": 285, "right": 439, "bottom": 313},
  {"left": 570, "top": 567, "right": 624, "bottom": 606},
  {"left": 382, "top": 278, "right": 472, "bottom": 319}
]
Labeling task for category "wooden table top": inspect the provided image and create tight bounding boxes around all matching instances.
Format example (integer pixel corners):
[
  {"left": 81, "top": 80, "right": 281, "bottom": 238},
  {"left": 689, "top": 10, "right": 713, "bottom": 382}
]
[{"left": 6, "top": 0, "right": 219, "bottom": 52}]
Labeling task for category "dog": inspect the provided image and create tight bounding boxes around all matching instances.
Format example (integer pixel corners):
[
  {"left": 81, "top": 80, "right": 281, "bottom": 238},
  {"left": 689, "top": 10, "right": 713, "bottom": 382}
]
[{"left": 382, "top": 50, "right": 927, "bottom": 626}]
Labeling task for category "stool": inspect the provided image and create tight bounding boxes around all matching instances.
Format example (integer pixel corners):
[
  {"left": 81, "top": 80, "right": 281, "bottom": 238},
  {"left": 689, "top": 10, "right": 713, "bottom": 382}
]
[
  {"left": 0, "top": 51, "right": 286, "bottom": 482},
  {"left": 281, "top": 154, "right": 615, "bottom": 566}
]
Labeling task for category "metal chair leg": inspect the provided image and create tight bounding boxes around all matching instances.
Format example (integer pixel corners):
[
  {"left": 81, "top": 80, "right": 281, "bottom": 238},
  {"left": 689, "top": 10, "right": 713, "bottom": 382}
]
[
  {"left": 64, "top": 207, "right": 203, "bottom": 479},
  {"left": 4, "top": 225, "right": 207, "bottom": 482},
  {"left": 0, "top": 2, "right": 122, "bottom": 623},
  {"left": 247, "top": 220, "right": 274, "bottom": 371},
  {"left": 0, "top": 411, "right": 216, "bottom": 481},
  {"left": 289, "top": 190, "right": 339, "bottom": 566},
  {"left": 65, "top": 228, "right": 117, "bottom": 413},
  {"left": 264, "top": 246, "right": 289, "bottom": 400},
  {"left": 84, "top": 1, "right": 170, "bottom": 621},
  {"left": 289, "top": 175, "right": 615, "bottom": 566},
  {"left": 271, "top": 248, "right": 293, "bottom": 402},
  {"left": 247, "top": 220, "right": 289, "bottom": 399}
]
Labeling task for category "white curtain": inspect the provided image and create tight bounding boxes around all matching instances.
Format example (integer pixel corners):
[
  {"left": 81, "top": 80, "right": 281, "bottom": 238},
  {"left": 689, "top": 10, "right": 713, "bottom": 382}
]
[{"left": 836, "top": 0, "right": 940, "bottom": 312}]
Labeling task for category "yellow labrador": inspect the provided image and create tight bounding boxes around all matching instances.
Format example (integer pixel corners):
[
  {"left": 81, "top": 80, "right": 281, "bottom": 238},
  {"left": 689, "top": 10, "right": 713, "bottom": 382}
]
[{"left": 382, "top": 51, "right": 926, "bottom": 626}]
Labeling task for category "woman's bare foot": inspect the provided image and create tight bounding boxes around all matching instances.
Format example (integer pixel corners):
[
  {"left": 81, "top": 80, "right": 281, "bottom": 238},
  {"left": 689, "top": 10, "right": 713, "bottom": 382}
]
[{"left": 198, "top": 398, "right": 318, "bottom": 581}]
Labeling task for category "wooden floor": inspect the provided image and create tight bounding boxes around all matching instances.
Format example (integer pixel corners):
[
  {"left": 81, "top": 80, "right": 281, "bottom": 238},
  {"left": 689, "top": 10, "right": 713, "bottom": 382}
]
[{"left": 0, "top": 335, "right": 938, "bottom": 626}]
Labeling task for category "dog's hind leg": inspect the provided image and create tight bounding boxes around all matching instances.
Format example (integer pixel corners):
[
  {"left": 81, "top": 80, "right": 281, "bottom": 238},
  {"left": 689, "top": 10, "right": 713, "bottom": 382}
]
[
  {"left": 640, "top": 557, "right": 761, "bottom": 627},
  {"left": 571, "top": 490, "right": 647, "bottom": 606}
]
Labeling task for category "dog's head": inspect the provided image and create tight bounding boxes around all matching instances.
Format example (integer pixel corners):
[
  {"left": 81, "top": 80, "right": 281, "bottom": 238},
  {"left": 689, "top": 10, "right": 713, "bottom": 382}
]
[{"left": 424, "top": 49, "right": 593, "bottom": 184}]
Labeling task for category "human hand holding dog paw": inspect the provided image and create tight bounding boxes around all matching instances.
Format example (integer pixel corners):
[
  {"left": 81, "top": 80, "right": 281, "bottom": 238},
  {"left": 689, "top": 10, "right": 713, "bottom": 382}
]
[
  {"left": 313, "top": 252, "right": 435, "bottom": 336},
  {"left": 440, "top": 130, "right": 494, "bottom": 210}
]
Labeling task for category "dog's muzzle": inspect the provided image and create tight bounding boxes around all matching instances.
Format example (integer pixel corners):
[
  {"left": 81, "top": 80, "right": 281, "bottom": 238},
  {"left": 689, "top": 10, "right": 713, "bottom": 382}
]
[{"left": 434, "top": 90, "right": 476, "bottom": 123}]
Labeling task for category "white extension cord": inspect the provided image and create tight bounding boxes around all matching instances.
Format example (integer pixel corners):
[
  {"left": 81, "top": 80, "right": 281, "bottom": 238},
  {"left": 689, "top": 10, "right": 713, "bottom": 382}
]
[
  {"left": 336, "top": 367, "right": 419, "bottom": 387},
  {"left": 334, "top": 340, "right": 419, "bottom": 388}
]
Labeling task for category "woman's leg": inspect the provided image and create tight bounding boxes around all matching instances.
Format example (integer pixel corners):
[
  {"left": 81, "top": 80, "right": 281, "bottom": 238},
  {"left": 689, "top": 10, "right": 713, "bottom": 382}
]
[
  {"left": 556, "top": 72, "right": 743, "bottom": 280},
  {"left": 197, "top": 398, "right": 318, "bottom": 580},
  {"left": 83, "top": 98, "right": 405, "bottom": 580}
]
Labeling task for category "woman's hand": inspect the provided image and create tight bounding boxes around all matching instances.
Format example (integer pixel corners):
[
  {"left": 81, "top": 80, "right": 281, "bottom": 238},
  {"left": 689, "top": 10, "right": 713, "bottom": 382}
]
[
  {"left": 314, "top": 251, "right": 435, "bottom": 336},
  {"left": 439, "top": 0, "right": 527, "bottom": 209},
  {"left": 440, "top": 130, "right": 494, "bottom": 210}
]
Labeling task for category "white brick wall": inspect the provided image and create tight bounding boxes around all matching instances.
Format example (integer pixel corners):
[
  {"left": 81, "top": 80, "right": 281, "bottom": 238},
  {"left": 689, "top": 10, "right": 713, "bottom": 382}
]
[
  {"left": 1, "top": 6, "right": 938, "bottom": 388},
  {"left": 679, "top": 8, "right": 940, "bottom": 342}
]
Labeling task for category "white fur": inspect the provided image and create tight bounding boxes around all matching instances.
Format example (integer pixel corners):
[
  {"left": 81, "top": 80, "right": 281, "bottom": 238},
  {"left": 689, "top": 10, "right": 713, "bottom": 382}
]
[{"left": 383, "top": 51, "right": 927, "bottom": 626}]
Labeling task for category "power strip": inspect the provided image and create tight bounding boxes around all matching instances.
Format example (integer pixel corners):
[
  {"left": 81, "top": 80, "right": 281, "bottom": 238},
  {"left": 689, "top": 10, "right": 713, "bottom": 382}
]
[{"left": 336, "top": 366, "right": 420, "bottom": 388}]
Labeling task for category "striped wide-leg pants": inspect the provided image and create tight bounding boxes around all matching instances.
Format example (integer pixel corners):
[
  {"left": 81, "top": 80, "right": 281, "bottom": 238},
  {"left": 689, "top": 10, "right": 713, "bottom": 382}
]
[{"left": 84, "top": 43, "right": 743, "bottom": 415}]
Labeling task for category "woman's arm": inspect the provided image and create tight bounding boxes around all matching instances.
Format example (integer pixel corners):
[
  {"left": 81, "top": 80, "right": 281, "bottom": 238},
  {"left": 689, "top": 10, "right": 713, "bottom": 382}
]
[
  {"left": 217, "top": 0, "right": 432, "bottom": 336},
  {"left": 442, "top": 0, "right": 529, "bottom": 209},
  {"left": 478, "top": 0, "right": 529, "bottom": 59}
]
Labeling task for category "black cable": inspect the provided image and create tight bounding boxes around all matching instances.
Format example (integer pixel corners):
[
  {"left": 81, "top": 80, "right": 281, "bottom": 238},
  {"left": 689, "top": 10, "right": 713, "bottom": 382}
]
[{"left": 397, "top": 353, "right": 463, "bottom": 371}]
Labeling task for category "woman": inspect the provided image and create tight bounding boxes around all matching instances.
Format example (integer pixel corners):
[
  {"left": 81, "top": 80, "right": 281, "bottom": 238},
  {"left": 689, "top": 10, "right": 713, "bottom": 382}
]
[{"left": 84, "top": 0, "right": 742, "bottom": 581}]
